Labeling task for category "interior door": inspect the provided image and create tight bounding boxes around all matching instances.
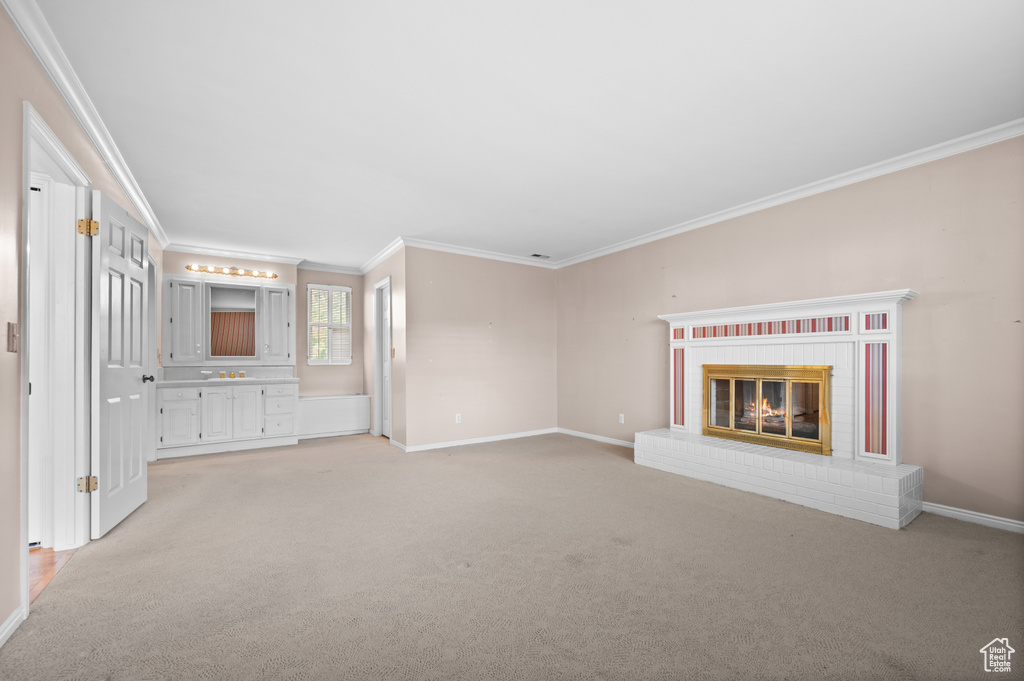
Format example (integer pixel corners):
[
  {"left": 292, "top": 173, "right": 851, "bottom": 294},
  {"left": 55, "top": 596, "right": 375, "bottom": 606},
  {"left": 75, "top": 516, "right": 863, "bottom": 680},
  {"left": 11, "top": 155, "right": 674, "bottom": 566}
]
[
  {"left": 381, "top": 282, "right": 392, "bottom": 438},
  {"left": 91, "top": 191, "right": 149, "bottom": 539}
]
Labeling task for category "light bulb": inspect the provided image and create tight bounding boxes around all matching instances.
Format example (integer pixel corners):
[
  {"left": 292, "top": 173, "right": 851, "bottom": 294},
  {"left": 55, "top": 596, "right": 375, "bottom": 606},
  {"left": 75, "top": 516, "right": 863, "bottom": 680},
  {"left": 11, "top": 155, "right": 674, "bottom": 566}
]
[
  {"left": 206, "top": 266, "right": 214, "bottom": 272},
  {"left": 222, "top": 267, "right": 230, "bottom": 273},
  {"left": 238, "top": 269, "right": 245, "bottom": 276}
]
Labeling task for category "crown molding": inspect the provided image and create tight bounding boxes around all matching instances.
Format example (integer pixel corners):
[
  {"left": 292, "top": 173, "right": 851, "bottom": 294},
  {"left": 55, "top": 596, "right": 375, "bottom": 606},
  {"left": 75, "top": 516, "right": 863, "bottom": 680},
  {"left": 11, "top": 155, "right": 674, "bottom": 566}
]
[
  {"left": 164, "top": 244, "right": 303, "bottom": 266},
  {"left": 2, "top": 0, "right": 170, "bottom": 248},
  {"left": 359, "top": 237, "right": 405, "bottom": 274},
  {"left": 297, "top": 261, "right": 362, "bottom": 276},
  {"left": 555, "top": 118, "right": 1024, "bottom": 269},
  {"left": 401, "top": 238, "right": 559, "bottom": 269}
]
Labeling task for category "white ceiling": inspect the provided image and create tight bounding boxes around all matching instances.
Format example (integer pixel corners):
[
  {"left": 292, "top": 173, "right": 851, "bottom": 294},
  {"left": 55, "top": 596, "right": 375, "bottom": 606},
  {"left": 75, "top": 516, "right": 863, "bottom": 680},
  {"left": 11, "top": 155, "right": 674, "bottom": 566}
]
[{"left": 30, "top": 0, "right": 1024, "bottom": 269}]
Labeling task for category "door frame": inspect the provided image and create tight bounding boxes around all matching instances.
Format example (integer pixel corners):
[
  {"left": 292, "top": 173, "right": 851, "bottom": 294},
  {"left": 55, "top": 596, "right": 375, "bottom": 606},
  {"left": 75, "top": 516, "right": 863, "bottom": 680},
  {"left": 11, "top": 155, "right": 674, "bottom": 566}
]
[
  {"left": 372, "top": 276, "right": 391, "bottom": 437},
  {"left": 19, "top": 103, "right": 94, "bottom": 617}
]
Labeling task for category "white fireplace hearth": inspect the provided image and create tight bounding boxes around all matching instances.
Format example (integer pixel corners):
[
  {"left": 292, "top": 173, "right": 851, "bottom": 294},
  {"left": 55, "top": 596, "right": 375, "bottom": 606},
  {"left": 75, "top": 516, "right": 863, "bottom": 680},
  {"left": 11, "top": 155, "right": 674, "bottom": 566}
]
[{"left": 636, "top": 290, "right": 923, "bottom": 529}]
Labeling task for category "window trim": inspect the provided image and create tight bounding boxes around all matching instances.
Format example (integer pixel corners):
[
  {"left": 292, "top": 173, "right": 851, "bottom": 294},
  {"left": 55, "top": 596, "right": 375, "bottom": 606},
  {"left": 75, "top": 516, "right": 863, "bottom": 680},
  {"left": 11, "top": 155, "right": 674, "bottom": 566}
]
[{"left": 307, "top": 283, "right": 353, "bottom": 366}]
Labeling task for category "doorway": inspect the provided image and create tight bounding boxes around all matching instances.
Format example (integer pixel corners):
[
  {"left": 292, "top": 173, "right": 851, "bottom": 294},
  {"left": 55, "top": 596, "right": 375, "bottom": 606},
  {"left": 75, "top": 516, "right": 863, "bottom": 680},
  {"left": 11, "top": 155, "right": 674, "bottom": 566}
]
[
  {"left": 20, "top": 103, "right": 93, "bottom": 612},
  {"left": 373, "top": 277, "right": 392, "bottom": 438}
]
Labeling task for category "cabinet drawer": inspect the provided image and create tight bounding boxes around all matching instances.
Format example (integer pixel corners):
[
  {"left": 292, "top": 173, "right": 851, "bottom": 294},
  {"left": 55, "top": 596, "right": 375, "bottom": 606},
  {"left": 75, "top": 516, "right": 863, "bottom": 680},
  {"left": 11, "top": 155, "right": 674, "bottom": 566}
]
[
  {"left": 265, "top": 414, "right": 294, "bottom": 436},
  {"left": 264, "top": 396, "right": 295, "bottom": 416},
  {"left": 264, "top": 384, "right": 298, "bottom": 397},
  {"left": 158, "top": 387, "right": 200, "bottom": 401}
]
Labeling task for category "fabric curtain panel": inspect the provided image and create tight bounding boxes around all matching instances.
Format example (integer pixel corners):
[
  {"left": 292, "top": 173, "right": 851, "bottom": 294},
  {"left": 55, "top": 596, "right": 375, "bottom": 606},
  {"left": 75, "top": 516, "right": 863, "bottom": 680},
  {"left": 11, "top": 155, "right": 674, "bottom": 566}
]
[{"left": 210, "top": 311, "right": 256, "bottom": 356}]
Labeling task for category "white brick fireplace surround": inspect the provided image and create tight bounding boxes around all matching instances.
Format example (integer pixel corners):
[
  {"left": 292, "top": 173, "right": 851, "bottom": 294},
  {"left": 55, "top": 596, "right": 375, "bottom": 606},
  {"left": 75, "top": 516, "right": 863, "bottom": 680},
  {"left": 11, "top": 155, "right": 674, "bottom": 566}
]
[{"left": 636, "top": 290, "right": 923, "bottom": 529}]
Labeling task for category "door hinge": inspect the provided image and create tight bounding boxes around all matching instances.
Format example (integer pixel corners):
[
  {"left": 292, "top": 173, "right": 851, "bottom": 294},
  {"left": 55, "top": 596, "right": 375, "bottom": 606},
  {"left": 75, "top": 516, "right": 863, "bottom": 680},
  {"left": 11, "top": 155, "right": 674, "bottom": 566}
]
[
  {"left": 28, "top": 382, "right": 31, "bottom": 396},
  {"left": 199, "top": 433, "right": 202, "bottom": 439},
  {"left": 170, "top": 317, "right": 173, "bottom": 324},
  {"left": 160, "top": 407, "right": 163, "bottom": 414},
  {"left": 160, "top": 436, "right": 163, "bottom": 443},
  {"left": 77, "top": 476, "right": 98, "bottom": 493},
  {"left": 77, "top": 219, "right": 98, "bottom": 236},
  {"left": 170, "top": 352, "right": 173, "bottom": 359}
]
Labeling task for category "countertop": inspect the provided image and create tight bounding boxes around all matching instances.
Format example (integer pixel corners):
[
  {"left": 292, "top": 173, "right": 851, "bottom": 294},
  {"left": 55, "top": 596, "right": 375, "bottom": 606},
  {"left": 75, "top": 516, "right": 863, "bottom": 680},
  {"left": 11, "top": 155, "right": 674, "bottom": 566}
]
[{"left": 156, "top": 377, "right": 300, "bottom": 388}]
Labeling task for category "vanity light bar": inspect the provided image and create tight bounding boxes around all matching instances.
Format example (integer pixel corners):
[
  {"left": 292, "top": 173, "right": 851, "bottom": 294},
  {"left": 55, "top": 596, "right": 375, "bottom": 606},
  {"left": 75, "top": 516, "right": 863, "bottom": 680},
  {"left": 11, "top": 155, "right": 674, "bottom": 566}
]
[{"left": 185, "top": 264, "right": 278, "bottom": 279}]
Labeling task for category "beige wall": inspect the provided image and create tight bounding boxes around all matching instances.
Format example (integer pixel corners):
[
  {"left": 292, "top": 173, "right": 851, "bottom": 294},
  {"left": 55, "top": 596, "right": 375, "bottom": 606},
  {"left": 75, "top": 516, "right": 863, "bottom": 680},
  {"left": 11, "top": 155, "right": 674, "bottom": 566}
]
[
  {"left": 557, "top": 137, "right": 1024, "bottom": 521},
  {"left": 362, "top": 247, "right": 407, "bottom": 445},
  {"left": 0, "top": 10, "right": 152, "bottom": 635},
  {"left": 295, "top": 268, "right": 364, "bottom": 396},
  {"left": 404, "top": 248, "right": 558, "bottom": 447}
]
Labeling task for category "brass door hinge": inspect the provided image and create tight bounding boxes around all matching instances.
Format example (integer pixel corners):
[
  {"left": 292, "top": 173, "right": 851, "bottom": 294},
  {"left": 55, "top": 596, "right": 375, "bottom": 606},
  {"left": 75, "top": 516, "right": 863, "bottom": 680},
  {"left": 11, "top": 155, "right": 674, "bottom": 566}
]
[
  {"left": 76, "top": 476, "right": 98, "bottom": 493},
  {"left": 77, "top": 219, "right": 98, "bottom": 236}
]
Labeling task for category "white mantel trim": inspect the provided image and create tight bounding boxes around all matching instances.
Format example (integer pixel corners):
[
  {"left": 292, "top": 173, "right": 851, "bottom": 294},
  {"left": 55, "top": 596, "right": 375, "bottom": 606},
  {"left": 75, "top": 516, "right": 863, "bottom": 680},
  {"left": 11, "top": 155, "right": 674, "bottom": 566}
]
[{"left": 659, "top": 289, "right": 918, "bottom": 326}]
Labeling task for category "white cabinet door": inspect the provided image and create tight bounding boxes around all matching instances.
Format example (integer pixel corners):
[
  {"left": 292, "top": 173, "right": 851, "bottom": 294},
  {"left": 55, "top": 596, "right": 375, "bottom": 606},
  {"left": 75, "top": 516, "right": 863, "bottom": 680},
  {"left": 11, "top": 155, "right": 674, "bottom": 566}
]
[
  {"left": 232, "top": 384, "right": 264, "bottom": 440},
  {"left": 164, "top": 278, "right": 203, "bottom": 364},
  {"left": 158, "top": 390, "right": 200, "bottom": 447},
  {"left": 201, "top": 387, "right": 233, "bottom": 442},
  {"left": 262, "top": 286, "right": 293, "bottom": 363}
]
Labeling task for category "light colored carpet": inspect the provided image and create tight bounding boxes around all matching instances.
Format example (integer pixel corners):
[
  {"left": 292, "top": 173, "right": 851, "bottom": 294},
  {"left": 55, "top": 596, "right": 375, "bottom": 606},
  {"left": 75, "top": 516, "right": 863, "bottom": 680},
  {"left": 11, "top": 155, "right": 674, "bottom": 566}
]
[{"left": 1, "top": 433, "right": 1021, "bottom": 680}]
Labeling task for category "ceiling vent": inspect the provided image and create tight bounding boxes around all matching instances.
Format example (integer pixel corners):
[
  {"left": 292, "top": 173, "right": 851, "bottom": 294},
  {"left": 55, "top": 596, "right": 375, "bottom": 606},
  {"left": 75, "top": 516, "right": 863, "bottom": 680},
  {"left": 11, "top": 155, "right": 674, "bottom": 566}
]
[{"left": 530, "top": 254, "right": 551, "bottom": 260}]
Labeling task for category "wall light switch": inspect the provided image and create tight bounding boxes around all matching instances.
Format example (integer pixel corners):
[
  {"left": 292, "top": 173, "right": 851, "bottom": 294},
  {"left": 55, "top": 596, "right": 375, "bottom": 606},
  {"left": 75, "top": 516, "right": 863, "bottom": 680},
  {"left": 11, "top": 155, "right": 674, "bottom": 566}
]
[
  {"left": 7, "top": 322, "right": 19, "bottom": 353},
  {"left": 455, "top": 413, "right": 461, "bottom": 424},
  {"left": 619, "top": 413, "right": 625, "bottom": 424}
]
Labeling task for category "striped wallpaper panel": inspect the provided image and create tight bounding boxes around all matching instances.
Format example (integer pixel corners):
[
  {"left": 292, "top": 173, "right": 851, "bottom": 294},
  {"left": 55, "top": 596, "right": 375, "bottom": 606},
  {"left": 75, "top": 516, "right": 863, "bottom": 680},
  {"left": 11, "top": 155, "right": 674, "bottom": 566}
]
[
  {"left": 673, "top": 328, "right": 685, "bottom": 340},
  {"left": 692, "top": 315, "right": 850, "bottom": 340},
  {"left": 673, "top": 348, "right": 684, "bottom": 426},
  {"left": 210, "top": 311, "right": 256, "bottom": 357},
  {"left": 864, "top": 342, "right": 887, "bottom": 456},
  {"left": 864, "top": 312, "right": 888, "bottom": 330}
]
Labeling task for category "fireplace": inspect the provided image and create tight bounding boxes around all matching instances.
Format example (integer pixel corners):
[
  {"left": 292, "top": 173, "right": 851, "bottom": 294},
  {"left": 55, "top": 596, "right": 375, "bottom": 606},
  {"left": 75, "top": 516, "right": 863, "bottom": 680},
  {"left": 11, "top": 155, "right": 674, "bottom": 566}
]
[
  {"left": 703, "top": 364, "right": 831, "bottom": 455},
  {"left": 636, "top": 290, "right": 924, "bottom": 529}
]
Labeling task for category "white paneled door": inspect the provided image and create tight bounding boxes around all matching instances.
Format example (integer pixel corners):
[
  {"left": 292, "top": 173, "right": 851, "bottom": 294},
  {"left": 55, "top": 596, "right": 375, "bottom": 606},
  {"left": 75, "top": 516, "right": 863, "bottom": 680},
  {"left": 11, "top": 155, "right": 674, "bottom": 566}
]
[{"left": 92, "top": 191, "right": 149, "bottom": 539}]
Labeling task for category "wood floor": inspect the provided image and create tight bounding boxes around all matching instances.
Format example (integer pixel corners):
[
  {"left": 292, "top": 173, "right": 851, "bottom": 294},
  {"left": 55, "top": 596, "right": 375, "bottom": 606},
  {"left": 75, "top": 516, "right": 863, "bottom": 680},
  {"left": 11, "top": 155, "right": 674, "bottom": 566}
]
[{"left": 29, "top": 546, "right": 75, "bottom": 604}]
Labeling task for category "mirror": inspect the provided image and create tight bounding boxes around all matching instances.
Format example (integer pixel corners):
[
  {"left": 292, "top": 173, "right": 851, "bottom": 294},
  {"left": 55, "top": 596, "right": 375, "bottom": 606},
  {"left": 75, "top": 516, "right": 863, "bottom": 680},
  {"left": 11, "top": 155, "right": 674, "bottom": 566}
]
[{"left": 209, "top": 285, "right": 257, "bottom": 357}]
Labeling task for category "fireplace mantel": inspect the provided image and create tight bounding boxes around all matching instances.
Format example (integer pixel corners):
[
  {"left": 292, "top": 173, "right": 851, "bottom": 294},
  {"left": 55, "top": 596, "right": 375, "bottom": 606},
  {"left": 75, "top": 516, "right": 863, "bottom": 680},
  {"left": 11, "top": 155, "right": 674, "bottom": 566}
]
[
  {"left": 636, "top": 290, "right": 923, "bottom": 529},
  {"left": 658, "top": 289, "right": 916, "bottom": 465}
]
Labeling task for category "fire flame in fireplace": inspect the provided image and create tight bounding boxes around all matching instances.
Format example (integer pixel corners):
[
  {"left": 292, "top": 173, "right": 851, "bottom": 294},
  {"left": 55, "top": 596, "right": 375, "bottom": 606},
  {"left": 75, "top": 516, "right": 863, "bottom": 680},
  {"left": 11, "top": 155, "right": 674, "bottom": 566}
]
[{"left": 757, "top": 397, "right": 785, "bottom": 418}]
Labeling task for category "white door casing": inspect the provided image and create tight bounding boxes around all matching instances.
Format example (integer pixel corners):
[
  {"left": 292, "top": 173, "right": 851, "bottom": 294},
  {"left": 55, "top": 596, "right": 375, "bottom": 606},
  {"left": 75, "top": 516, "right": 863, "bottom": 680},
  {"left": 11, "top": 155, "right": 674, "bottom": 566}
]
[
  {"left": 379, "top": 280, "right": 392, "bottom": 439},
  {"left": 91, "top": 191, "right": 149, "bottom": 539}
]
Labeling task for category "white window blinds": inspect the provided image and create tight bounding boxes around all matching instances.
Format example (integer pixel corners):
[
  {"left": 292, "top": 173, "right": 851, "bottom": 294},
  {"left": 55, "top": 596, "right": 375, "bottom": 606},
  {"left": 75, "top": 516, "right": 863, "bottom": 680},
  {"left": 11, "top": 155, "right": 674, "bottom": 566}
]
[{"left": 307, "top": 284, "right": 352, "bottom": 365}]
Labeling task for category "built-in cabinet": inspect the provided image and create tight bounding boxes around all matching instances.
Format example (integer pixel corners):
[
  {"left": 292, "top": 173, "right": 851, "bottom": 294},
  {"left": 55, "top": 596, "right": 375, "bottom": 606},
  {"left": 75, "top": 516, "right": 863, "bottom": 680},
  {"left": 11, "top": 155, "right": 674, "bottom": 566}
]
[
  {"left": 163, "top": 276, "right": 295, "bottom": 366},
  {"left": 158, "top": 387, "right": 201, "bottom": 447},
  {"left": 157, "top": 382, "right": 298, "bottom": 457}
]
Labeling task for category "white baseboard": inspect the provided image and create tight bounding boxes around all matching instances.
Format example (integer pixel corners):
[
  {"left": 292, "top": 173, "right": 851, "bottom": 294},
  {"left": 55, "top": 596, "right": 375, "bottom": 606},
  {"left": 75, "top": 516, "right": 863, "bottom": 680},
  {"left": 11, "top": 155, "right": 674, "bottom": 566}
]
[
  {"left": 400, "top": 428, "right": 559, "bottom": 453},
  {"left": 0, "top": 603, "right": 27, "bottom": 650},
  {"left": 557, "top": 428, "right": 635, "bottom": 449},
  {"left": 922, "top": 502, "right": 1024, "bottom": 534},
  {"left": 156, "top": 436, "right": 299, "bottom": 459},
  {"left": 390, "top": 440, "right": 406, "bottom": 452},
  {"left": 297, "top": 429, "right": 369, "bottom": 441}
]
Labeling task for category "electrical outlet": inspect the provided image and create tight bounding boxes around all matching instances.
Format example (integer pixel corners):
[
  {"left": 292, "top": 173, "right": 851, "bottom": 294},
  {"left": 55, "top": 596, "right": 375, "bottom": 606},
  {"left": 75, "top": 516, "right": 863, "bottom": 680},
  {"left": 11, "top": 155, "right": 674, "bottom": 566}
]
[
  {"left": 619, "top": 413, "right": 625, "bottom": 424},
  {"left": 455, "top": 413, "right": 461, "bottom": 424}
]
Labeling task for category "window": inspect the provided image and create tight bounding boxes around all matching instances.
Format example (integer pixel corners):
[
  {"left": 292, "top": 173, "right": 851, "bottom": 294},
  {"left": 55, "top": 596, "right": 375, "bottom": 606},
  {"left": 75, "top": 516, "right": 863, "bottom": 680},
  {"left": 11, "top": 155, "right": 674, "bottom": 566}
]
[{"left": 307, "top": 284, "right": 352, "bottom": 365}]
